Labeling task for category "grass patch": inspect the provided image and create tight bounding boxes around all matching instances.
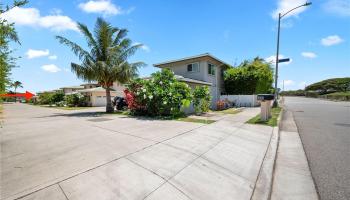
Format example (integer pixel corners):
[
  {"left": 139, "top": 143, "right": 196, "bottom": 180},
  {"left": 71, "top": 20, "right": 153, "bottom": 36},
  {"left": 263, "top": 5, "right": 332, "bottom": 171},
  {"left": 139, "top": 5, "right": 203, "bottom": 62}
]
[
  {"left": 177, "top": 117, "right": 216, "bottom": 124},
  {"left": 103, "top": 110, "right": 130, "bottom": 115},
  {"left": 211, "top": 108, "right": 241, "bottom": 115},
  {"left": 247, "top": 107, "right": 282, "bottom": 127}
]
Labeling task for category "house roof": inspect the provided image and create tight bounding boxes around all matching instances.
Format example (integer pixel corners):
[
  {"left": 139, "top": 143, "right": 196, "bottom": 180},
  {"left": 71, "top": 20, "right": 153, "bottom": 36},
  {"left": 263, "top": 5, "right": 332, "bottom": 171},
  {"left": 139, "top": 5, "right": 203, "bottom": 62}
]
[
  {"left": 141, "top": 75, "right": 211, "bottom": 86},
  {"left": 80, "top": 82, "right": 99, "bottom": 86},
  {"left": 153, "top": 53, "right": 231, "bottom": 67},
  {"left": 78, "top": 87, "right": 116, "bottom": 93},
  {"left": 60, "top": 85, "right": 84, "bottom": 89},
  {"left": 175, "top": 75, "right": 212, "bottom": 86}
]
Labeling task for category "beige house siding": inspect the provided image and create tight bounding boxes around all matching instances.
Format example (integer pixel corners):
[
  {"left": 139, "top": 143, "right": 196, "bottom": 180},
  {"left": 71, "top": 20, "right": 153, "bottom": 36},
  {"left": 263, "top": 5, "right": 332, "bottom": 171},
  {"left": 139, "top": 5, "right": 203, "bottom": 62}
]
[
  {"left": 156, "top": 56, "right": 226, "bottom": 109},
  {"left": 112, "top": 82, "right": 126, "bottom": 97}
]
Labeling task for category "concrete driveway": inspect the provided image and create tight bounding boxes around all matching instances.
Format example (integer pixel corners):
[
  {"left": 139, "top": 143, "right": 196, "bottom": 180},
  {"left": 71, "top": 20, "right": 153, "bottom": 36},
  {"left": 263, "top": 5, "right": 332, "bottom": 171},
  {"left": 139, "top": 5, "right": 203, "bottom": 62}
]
[{"left": 1, "top": 103, "right": 274, "bottom": 200}]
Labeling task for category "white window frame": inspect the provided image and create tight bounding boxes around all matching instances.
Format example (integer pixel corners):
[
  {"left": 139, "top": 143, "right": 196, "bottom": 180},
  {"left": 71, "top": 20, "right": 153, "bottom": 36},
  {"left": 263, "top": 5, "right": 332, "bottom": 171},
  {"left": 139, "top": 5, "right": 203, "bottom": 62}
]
[
  {"left": 187, "top": 62, "right": 200, "bottom": 73},
  {"left": 208, "top": 63, "right": 216, "bottom": 76}
]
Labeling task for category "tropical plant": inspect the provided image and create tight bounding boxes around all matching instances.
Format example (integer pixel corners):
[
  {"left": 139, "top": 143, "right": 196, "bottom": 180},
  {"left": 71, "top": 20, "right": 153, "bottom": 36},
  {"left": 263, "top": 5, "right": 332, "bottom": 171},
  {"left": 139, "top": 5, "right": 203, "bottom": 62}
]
[
  {"left": 56, "top": 18, "right": 144, "bottom": 112},
  {"left": 11, "top": 81, "right": 22, "bottom": 94},
  {"left": 38, "top": 92, "right": 53, "bottom": 105},
  {"left": 0, "top": 1, "right": 28, "bottom": 95},
  {"left": 193, "top": 86, "right": 211, "bottom": 114},
  {"left": 126, "top": 69, "right": 192, "bottom": 116},
  {"left": 224, "top": 57, "right": 274, "bottom": 95},
  {"left": 64, "top": 93, "right": 87, "bottom": 107},
  {"left": 51, "top": 91, "right": 65, "bottom": 104}
]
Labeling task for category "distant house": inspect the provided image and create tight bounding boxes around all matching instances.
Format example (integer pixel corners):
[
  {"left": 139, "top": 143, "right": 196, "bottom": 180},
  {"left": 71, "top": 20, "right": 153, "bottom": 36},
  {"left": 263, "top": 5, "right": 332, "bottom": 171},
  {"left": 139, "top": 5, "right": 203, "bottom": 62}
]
[
  {"left": 36, "top": 82, "right": 126, "bottom": 107},
  {"left": 154, "top": 53, "right": 230, "bottom": 108},
  {"left": 60, "top": 86, "right": 85, "bottom": 95},
  {"left": 78, "top": 82, "right": 125, "bottom": 107}
]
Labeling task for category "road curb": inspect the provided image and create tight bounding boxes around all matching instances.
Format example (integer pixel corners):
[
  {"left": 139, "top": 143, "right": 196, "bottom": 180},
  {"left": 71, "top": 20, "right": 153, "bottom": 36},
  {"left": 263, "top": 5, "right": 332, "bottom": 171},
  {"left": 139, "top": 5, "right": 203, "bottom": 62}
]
[
  {"left": 270, "top": 106, "right": 319, "bottom": 199},
  {"left": 251, "top": 105, "right": 283, "bottom": 200}
]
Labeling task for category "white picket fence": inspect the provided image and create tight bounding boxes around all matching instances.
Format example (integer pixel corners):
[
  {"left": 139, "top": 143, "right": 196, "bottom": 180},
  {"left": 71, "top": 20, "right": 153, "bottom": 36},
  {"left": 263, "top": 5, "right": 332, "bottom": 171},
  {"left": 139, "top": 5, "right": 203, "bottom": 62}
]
[{"left": 220, "top": 95, "right": 259, "bottom": 107}]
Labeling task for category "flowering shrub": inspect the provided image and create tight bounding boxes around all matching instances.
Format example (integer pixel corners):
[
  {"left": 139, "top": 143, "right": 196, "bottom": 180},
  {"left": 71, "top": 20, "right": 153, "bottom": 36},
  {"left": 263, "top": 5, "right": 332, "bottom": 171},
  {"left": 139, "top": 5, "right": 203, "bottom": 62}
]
[
  {"left": 193, "top": 86, "right": 211, "bottom": 114},
  {"left": 126, "top": 69, "right": 192, "bottom": 116}
]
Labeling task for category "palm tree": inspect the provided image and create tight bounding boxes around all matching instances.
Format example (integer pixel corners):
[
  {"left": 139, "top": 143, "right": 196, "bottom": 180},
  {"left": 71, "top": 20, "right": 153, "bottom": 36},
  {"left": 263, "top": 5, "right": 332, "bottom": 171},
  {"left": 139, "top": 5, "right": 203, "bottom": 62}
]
[
  {"left": 56, "top": 18, "right": 144, "bottom": 113},
  {"left": 12, "top": 81, "right": 23, "bottom": 94},
  {"left": 12, "top": 81, "right": 23, "bottom": 102}
]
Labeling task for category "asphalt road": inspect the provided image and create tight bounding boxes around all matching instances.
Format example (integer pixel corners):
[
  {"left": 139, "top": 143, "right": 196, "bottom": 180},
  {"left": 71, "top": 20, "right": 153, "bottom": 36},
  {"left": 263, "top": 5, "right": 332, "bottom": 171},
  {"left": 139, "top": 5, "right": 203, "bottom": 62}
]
[{"left": 284, "top": 97, "right": 350, "bottom": 200}]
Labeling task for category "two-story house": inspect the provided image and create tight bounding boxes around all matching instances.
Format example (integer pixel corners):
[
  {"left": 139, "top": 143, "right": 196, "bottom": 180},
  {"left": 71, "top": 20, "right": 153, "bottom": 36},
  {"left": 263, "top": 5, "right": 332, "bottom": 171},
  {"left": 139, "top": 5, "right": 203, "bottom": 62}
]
[{"left": 154, "top": 53, "right": 230, "bottom": 109}]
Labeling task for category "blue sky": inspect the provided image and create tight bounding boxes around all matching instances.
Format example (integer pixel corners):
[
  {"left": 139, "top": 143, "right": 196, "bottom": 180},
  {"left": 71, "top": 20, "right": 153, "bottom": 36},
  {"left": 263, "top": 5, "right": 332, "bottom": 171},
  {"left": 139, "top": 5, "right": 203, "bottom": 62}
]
[{"left": 2, "top": 0, "right": 349, "bottom": 93}]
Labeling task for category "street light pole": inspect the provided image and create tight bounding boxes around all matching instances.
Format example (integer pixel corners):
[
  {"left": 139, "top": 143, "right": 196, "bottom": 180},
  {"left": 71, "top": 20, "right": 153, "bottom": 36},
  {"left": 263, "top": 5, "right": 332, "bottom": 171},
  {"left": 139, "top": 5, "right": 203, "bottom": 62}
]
[
  {"left": 273, "top": 2, "right": 312, "bottom": 107},
  {"left": 274, "top": 13, "right": 281, "bottom": 106}
]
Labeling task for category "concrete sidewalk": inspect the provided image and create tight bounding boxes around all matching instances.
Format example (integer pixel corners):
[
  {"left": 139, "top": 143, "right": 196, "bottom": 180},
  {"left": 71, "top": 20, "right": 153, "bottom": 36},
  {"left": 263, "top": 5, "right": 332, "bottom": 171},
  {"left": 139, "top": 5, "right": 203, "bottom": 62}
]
[
  {"left": 1, "top": 103, "right": 276, "bottom": 200},
  {"left": 271, "top": 110, "right": 318, "bottom": 200}
]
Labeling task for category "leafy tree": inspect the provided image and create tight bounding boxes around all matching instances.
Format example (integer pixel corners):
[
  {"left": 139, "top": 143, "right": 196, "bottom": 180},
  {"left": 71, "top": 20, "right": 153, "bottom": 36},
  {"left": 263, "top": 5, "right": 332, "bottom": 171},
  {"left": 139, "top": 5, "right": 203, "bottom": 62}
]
[
  {"left": 0, "top": 1, "right": 28, "bottom": 95},
  {"left": 306, "top": 77, "right": 350, "bottom": 94},
  {"left": 51, "top": 91, "right": 65, "bottom": 104},
  {"left": 38, "top": 92, "right": 53, "bottom": 105},
  {"left": 280, "top": 90, "right": 305, "bottom": 96},
  {"left": 224, "top": 57, "right": 273, "bottom": 94},
  {"left": 56, "top": 18, "right": 144, "bottom": 113}
]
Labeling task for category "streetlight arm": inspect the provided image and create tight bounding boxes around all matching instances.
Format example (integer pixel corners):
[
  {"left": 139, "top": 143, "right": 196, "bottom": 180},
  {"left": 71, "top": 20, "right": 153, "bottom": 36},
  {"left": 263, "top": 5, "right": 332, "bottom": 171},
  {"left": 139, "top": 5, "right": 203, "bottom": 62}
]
[{"left": 280, "top": 2, "right": 312, "bottom": 18}]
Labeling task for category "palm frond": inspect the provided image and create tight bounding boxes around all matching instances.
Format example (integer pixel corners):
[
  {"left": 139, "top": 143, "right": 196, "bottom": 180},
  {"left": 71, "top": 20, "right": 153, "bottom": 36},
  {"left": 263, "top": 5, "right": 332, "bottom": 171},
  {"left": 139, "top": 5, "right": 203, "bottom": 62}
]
[
  {"left": 56, "top": 36, "right": 93, "bottom": 61},
  {"left": 71, "top": 62, "right": 96, "bottom": 82},
  {"left": 113, "top": 29, "right": 128, "bottom": 45},
  {"left": 77, "top": 23, "right": 99, "bottom": 50}
]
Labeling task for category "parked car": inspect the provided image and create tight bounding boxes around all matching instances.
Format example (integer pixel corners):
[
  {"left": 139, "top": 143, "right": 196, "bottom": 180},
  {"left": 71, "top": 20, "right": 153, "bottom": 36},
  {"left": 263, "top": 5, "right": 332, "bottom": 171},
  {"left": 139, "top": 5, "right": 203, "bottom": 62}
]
[{"left": 112, "top": 96, "right": 128, "bottom": 110}]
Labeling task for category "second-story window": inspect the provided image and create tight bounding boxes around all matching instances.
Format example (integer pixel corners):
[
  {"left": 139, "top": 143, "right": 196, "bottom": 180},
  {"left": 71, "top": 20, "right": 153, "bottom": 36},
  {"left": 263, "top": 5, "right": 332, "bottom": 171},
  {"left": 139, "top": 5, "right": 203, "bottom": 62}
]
[
  {"left": 208, "top": 63, "right": 216, "bottom": 75},
  {"left": 187, "top": 63, "right": 199, "bottom": 72}
]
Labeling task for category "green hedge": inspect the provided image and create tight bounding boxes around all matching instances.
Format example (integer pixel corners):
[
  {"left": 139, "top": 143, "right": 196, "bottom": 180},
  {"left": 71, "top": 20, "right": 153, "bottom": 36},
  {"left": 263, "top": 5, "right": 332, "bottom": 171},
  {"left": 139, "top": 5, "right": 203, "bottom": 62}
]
[{"left": 322, "top": 92, "right": 350, "bottom": 101}]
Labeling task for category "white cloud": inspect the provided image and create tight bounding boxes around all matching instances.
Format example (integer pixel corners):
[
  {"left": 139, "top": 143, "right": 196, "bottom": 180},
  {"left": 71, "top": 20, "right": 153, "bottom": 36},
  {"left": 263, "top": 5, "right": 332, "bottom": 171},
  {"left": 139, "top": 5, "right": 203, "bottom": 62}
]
[
  {"left": 272, "top": 0, "right": 310, "bottom": 19},
  {"left": 41, "top": 64, "right": 61, "bottom": 73},
  {"left": 283, "top": 80, "right": 295, "bottom": 86},
  {"left": 133, "top": 42, "right": 150, "bottom": 52},
  {"left": 48, "top": 55, "right": 57, "bottom": 60},
  {"left": 26, "top": 49, "right": 49, "bottom": 59},
  {"left": 321, "top": 35, "right": 344, "bottom": 46},
  {"left": 79, "top": 0, "right": 122, "bottom": 16},
  {"left": 323, "top": 0, "right": 350, "bottom": 17},
  {"left": 39, "top": 15, "right": 78, "bottom": 32},
  {"left": 301, "top": 52, "right": 317, "bottom": 58},
  {"left": 0, "top": 7, "right": 78, "bottom": 32},
  {"left": 141, "top": 45, "right": 150, "bottom": 52},
  {"left": 265, "top": 54, "right": 292, "bottom": 65}
]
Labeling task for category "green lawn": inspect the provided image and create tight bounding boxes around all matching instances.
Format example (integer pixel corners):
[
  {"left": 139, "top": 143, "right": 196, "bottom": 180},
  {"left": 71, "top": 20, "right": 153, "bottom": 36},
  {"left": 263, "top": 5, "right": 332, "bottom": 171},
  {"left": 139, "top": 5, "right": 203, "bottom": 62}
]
[
  {"left": 177, "top": 117, "right": 216, "bottom": 124},
  {"left": 247, "top": 107, "right": 282, "bottom": 127},
  {"left": 211, "top": 108, "right": 241, "bottom": 115},
  {"left": 102, "top": 110, "right": 130, "bottom": 115}
]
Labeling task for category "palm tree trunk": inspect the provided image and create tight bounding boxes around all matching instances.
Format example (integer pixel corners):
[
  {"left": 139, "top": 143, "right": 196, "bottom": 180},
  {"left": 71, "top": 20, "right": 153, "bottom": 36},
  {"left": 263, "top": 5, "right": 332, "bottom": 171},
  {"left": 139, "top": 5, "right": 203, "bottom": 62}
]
[
  {"left": 105, "top": 87, "right": 114, "bottom": 113},
  {"left": 14, "top": 87, "right": 17, "bottom": 102}
]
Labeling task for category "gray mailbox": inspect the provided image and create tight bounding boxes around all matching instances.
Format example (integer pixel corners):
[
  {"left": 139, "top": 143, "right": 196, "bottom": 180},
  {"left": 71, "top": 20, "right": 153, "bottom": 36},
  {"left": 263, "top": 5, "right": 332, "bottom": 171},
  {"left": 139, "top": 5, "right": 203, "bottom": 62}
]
[{"left": 257, "top": 94, "right": 274, "bottom": 121}]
